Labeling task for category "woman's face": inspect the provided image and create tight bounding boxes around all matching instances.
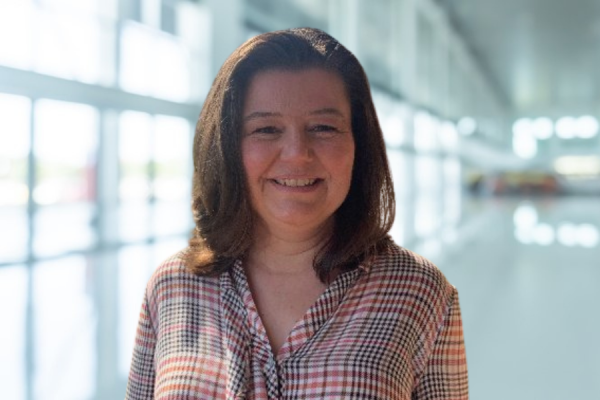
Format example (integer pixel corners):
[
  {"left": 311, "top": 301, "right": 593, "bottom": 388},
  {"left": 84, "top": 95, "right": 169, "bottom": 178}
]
[{"left": 241, "top": 68, "right": 355, "bottom": 235}]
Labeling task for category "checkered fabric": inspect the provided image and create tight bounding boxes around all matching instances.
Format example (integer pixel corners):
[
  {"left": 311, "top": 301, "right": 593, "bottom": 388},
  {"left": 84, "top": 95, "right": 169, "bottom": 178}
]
[{"left": 126, "top": 242, "right": 468, "bottom": 399}]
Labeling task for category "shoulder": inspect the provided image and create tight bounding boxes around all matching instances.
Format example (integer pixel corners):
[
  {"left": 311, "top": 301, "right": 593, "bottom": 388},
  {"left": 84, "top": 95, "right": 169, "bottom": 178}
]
[
  {"left": 145, "top": 248, "right": 221, "bottom": 306},
  {"left": 367, "top": 240, "right": 456, "bottom": 306},
  {"left": 147, "top": 249, "right": 193, "bottom": 290}
]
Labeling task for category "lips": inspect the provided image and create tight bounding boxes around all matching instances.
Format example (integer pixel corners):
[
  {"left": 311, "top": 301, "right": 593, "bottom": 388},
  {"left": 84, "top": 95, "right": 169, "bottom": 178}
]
[{"left": 272, "top": 178, "right": 320, "bottom": 187}]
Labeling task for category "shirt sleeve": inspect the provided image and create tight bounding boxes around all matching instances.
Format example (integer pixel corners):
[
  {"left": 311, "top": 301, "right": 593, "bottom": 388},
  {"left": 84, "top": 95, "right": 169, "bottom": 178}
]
[
  {"left": 125, "top": 285, "right": 157, "bottom": 400},
  {"left": 412, "top": 287, "right": 469, "bottom": 400}
]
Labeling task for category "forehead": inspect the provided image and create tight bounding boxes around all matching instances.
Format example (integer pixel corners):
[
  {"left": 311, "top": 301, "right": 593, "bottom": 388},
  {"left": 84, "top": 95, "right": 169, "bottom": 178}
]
[{"left": 242, "top": 68, "right": 350, "bottom": 115}]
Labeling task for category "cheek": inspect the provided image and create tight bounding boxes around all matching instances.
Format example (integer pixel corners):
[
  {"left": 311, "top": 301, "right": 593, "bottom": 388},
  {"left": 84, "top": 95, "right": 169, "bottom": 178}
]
[
  {"left": 330, "top": 141, "right": 355, "bottom": 183},
  {"left": 241, "top": 141, "right": 269, "bottom": 183}
]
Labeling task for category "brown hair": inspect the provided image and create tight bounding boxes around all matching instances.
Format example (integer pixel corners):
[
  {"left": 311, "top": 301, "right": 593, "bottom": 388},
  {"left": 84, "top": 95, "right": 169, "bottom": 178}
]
[{"left": 185, "top": 27, "right": 395, "bottom": 282}]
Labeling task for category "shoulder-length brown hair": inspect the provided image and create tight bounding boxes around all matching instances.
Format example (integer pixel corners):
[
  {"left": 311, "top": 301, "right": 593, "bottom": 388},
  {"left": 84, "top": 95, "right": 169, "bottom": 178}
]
[{"left": 185, "top": 27, "right": 395, "bottom": 282}]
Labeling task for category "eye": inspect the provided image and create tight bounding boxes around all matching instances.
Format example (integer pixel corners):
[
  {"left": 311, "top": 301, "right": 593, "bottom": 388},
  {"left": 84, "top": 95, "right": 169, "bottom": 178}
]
[
  {"left": 310, "top": 124, "right": 339, "bottom": 135},
  {"left": 248, "top": 125, "right": 282, "bottom": 136},
  {"left": 311, "top": 124, "right": 336, "bottom": 131}
]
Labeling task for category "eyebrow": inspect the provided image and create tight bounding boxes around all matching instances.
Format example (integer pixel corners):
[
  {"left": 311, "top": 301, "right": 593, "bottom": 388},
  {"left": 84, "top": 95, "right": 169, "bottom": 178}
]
[
  {"left": 243, "top": 111, "right": 282, "bottom": 122},
  {"left": 310, "top": 108, "right": 346, "bottom": 118},
  {"left": 243, "top": 108, "right": 346, "bottom": 122}
]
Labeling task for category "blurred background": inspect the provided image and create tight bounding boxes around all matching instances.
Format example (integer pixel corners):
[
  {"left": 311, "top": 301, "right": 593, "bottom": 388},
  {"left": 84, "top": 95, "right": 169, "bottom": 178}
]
[{"left": 0, "top": 0, "right": 599, "bottom": 399}]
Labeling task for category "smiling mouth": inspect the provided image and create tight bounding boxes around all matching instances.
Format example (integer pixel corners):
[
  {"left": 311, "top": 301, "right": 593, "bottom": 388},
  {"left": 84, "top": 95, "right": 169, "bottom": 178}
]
[{"left": 273, "top": 178, "right": 320, "bottom": 187}]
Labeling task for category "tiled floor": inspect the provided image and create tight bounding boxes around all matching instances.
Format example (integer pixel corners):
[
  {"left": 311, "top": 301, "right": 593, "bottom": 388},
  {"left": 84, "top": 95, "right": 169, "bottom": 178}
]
[{"left": 1, "top": 195, "right": 598, "bottom": 399}]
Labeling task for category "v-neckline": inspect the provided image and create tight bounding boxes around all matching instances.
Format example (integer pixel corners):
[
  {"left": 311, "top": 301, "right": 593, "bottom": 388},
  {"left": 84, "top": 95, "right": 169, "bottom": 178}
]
[{"left": 228, "top": 259, "right": 364, "bottom": 363}]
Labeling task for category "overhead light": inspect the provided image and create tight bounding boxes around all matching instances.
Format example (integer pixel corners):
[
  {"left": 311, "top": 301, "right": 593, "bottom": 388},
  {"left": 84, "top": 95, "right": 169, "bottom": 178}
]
[
  {"left": 555, "top": 117, "right": 577, "bottom": 139},
  {"left": 554, "top": 156, "right": 600, "bottom": 176},
  {"left": 577, "top": 224, "right": 600, "bottom": 248},
  {"left": 515, "top": 228, "right": 534, "bottom": 245},
  {"left": 533, "top": 223, "right": 555, "bottom": 246},
  {"left": 513, "top": 203, "right": 538, "bottom": 228},
  {"left": 557, "top": 223, "right": 578, "bottom": 247},
  {"left": 457, "top": 117, "right": 476, "bottom": 135},
  {"left": 513, "top": 129, "right": 537, "bottom": 159},
  {"left": 576, "top": 115, "right": 599, "bottom": 139},
  {"left": 513, "top": 118, "right": 531, "bottom": 133},
  {"left": 532, "top": 117, "right": 553, "bottom": 140},
  {"left": 513, "top": 118, "right": 531, "bottom": 136}
]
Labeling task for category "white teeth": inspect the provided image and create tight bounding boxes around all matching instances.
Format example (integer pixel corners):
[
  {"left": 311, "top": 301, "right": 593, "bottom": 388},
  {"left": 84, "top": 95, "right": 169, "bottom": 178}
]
[{"left": 274, "top": 178, "right": 316, "bottom": 187}]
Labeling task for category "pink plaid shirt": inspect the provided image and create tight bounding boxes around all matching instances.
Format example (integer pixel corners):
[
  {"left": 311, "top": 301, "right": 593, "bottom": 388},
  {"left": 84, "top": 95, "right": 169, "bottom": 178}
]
[{"left": 126, "top": 242, "right": 468, "bottom": 399}]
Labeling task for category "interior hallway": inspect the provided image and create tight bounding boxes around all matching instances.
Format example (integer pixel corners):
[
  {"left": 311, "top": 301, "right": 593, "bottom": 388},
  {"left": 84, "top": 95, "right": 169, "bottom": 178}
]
[{"left": 1, "top": 195, "right": 599, "bottom": 400}]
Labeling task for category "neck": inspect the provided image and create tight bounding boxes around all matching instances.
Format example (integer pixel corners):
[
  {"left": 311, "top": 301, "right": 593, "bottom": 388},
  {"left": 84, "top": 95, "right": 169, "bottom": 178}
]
[{"left": 246, "top": 220, "right": 332, "bottom": 276}]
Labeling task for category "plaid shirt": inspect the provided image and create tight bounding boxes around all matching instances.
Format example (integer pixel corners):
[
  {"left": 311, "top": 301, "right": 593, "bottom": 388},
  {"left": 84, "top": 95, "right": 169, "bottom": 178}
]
[{"left": 126, "top": 242, "right": 468, "bottom": 399}]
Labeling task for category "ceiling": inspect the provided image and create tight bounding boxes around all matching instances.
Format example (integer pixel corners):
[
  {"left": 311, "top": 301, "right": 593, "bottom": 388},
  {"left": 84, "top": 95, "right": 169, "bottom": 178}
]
[{"left": 440, "top": 0, "right": 600, "bottom": 118}]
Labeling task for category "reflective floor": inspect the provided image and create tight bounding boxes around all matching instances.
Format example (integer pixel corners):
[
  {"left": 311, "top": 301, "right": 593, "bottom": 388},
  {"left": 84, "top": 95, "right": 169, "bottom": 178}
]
[
  {"left": 443, "top": 196, "right": 600, "bottom": 400},
  {"left": 1, "top": 196, "right": 599, "bottom": 400}
]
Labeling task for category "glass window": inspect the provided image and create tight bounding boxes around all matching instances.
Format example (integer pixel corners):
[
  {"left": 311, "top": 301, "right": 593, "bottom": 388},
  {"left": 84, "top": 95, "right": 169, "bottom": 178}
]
[
  {"left": 384, "top": 103, "right": 411, "bottom": 148},
  {"left": 247, "top": 0, "right": 329, "bottom": 30},
  {"left": 33, "top": 99, "right": 98, "bottom": 257},
  {"left": 34, "top": 203, "right": 96, "bottom": 257},
  {"left": 0, "top": 265, "right": 28, "bottom": 400},
  {"left": 161, "top": 1, "right": 177, "bottom": 34},
  {"left": 34, "top": 99, "right": 98, "bottom": 205},
  {"left": 152, "top": 237, "right": 188, "bottom": 266},
  {"left": 150, "top": 32, "right": 191, "bottom": 102},
  {"left": 152, "top": 200, "right": 191, "bottom": 237},
  {"left": 415, "top": 194, "right": 440, "bottom": 238},
  {"left": 119, "top": 22, "right": 159, "bottom": 97},
  {"left": 0, "top": 93, "right": 31, "bottom": 207},
  {"left": 373, "top": 90, "right": 410, "bottom": 148},
  {"left": 35, "top": 8, "right": 104, "bottom": 84},
  {"left": 415, "top": 155, "right": 441, "bottom": 193},
  {"left": 416, "top": 13, "right": 434, "bottom": 103},
  {"left": 120, "top": 21, "right": 191, "bottom": 102},
  {"left": 443, "top": 158, "right": 462, "bottom": 227},
  {"left": 153, "top": 115, "right": 191, "bottom": 201},
  {"left": 0, "top": 93, "right": 30, "bottom": 262},
  {"left": 118, "top": 110, "right": 151, "bottom": 242},
  {"left": 413, "top": 111, "right": 439, "bottom": 152},
  {"left": 428, "top": 27, "right": 444, "bottom": 107},
  {"left": 118, "top": 244, "right": 152, "bottom": 377},
  {"left": 0, "top": 2, "right": 35, "bottom": 70},
  {"left": 414, "top": 155, "right": 442, "bottom": 239},
  {"left": 119, "top": 111, "right": 152, "bottom": 202},
  {"left": 141, "top": 0, "right": 161, "bottom": 27},
  {"left": 119, "top": 202, "right": 151, "bottom": 243},
  {"left": 439, "top": 121, "right": 459, "bottom": 153},
  {"left": 388, "top": 149, "right": 408, "bottom": 245},
  {"left": 39, "top": 0, "right": 99, "bottom": 15},
  {"left": 358, "top": 0, "right": 393, "bottom": 86},
  {"left": 174, "top": 1, "right": 212, "bottom": 100},
  {"left": 38, "top": 0, "right": 118, "bottom": 19},
  {"left": 0, "top": 207, "right": 28, "bottom": 263},
  {"left": 153, "top": 115, "right": 192, "bottom": 236},
  {"left": 33, "top": 256, "right": 96, "bottom": 400},
  {"left": 145, "top": 115, "right": 192, "bottom": 239},
  {"left": 388, "top": 149, "right": 408, "bottom": 203}
]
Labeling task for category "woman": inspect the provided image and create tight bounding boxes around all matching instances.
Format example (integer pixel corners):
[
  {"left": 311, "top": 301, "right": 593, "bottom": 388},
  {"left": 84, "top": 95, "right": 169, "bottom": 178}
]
[{"left": 126, "top": 28, "right": 468, "bottom": 399}]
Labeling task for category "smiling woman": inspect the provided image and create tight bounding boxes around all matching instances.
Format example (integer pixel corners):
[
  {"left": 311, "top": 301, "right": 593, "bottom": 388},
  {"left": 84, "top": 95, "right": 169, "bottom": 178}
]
[
  {"left": 241, "top": 69, "right": 355, "bottom": 239},
  {"left": 126, "top": 28, "right": 468, "bottom": 400}
]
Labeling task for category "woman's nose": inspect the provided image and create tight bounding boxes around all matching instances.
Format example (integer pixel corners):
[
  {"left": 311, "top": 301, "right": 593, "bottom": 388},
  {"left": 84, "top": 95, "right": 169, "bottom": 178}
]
[{"left": 280, "top": 129, "right": 313, "bottom": 162}]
